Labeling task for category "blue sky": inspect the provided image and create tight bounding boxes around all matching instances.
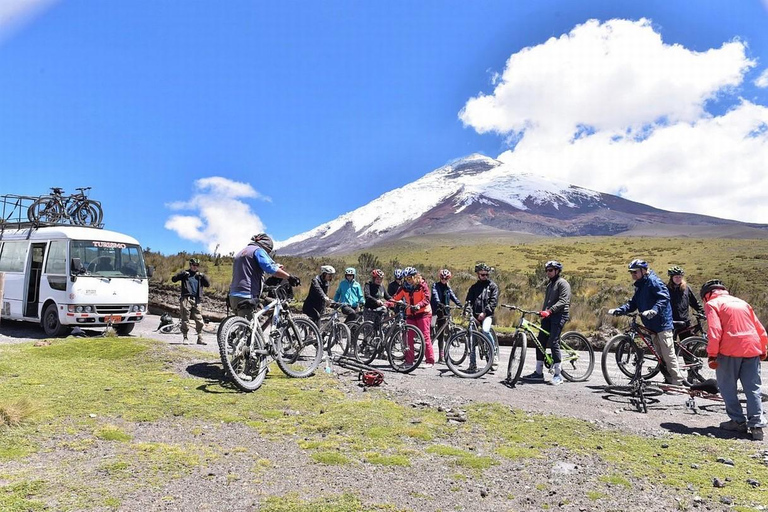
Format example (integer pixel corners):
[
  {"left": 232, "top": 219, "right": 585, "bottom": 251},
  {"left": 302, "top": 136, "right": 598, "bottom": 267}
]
[{"left": 2, "top": 1, "right": 768, "bottom": 255}]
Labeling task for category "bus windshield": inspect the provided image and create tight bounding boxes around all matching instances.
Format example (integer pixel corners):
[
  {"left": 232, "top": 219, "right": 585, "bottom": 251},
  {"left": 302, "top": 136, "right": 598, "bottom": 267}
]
[{"left": 70, "top": 240, "right": 148, "bottom": 278}]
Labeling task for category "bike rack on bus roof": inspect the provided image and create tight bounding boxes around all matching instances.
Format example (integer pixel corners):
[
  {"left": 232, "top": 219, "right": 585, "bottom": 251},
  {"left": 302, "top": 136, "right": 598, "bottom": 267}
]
[{"left": 0, "top": 193, "right": 104, "bottom": 240}]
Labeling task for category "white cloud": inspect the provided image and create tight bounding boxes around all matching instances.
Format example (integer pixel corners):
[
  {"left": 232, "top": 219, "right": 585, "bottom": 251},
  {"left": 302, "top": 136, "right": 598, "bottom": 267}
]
[
  {"left": 164, "top": 177, "right": 271, "bottom": 255},
  {"left": 461, "top": 18, "right": 768, "bottom": 223},
  {"left": 756, "top": 69, "right": 768, "bottom": 88},
  {"left": 0, "top": 0, "right": 58, "bottom": 44}
]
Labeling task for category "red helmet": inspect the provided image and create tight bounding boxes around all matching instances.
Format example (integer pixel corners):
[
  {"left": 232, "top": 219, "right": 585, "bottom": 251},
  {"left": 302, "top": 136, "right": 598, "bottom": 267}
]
[
  {"left": 371, "top": 269, "right": 384, "bottom": 279},
  {"left": 439, "top": 269, "right": 452, "bottom": 280},
  {"left": 360, "top": 370, "right": 384, "bottom": 387}
]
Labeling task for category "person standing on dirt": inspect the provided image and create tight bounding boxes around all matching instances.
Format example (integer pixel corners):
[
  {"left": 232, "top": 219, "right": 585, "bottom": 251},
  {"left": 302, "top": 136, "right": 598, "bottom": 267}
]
[
  {"left": 171, "top": 258, "right": 210, "bottom": 345},
  {"left": 302, "top": 265, "right": 336, "bottom": 325},
  {"left": 229, "top": 234, "right": 300, "bottom": 318},
  {"left": 431, "top": 269, "right": 462, "bottom": 364},
  {"left": 391, "top": 267, "right": 436, "bottom": 367},
  {"left": 701, "top": 279, "right": 768, "bottom": 441},
  {"left": 608, "top": 259, "right": 687, "bottom": 386},
  {"left": 667, "top": 266, "right": 704, "bottom": 341},
  {"left": 465, "top": 263, "right": 500, "bottom": 370},
  {"left": 333, "top": 267, "right": 365, "bottom": 323},
  {"left": 522, "top": 260, "right": 571, "bottom": 385}
]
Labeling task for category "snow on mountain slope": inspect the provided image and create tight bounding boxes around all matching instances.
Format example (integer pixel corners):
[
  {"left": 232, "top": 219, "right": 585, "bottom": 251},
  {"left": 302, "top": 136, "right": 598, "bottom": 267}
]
[{"left": 277, "top": 154, "right": 599, "bottom": 249}]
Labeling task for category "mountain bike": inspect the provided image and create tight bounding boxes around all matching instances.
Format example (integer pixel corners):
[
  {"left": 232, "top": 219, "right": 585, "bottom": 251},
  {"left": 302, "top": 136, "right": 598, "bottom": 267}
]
[
  {"left": 501, "top": 304, "right": 594, "bottom": 387},
  {"left": 673, "top": 313, "right": 707, "bottom": 341},
  {"left": 443, "top": 309, "right": 495, "bottom": 378},
  {"left": 156, "top": 316, "right": 218, "bottom": 335},
  {"left": 319, "top": 302, "right": 352, "bottom": 363},
  {"left": 352, "top": 300, "right": 425, "bottom": 373},
  {"left": 27, "top": 187, "right": 103, "bottom": 226},
  {"left": 601, "top": 312, "right": 711, "bottom": 387},
  {"left": 217, "top": 282, "right": 322, "bottom": 392}
]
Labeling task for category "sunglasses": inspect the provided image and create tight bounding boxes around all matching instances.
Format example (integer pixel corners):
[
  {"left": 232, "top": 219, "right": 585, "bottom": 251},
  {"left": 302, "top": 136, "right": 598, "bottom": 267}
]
[
  {"left": 478, "top": 273, "right": 489, "bottom": 277},
  {"left": 546, "top": 268, "right": 556, "bottom": 272}
]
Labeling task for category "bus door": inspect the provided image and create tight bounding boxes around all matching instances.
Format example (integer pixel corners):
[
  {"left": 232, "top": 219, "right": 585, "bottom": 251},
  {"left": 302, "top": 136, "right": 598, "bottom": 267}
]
[{"left": 24, "top": 243, "right": 46, "bottom": 318}]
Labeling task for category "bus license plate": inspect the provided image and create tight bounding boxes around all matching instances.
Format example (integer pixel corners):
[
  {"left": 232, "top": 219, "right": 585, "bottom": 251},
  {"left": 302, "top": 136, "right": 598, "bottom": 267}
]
[{"left": 105, "top": 315, "right": 122, "bottom": 323}]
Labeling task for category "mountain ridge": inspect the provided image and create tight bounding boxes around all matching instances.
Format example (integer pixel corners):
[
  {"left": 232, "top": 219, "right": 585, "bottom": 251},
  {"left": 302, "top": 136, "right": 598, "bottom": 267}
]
[{"left": 278, "top": 154, "right": 768, "bottom": 256}]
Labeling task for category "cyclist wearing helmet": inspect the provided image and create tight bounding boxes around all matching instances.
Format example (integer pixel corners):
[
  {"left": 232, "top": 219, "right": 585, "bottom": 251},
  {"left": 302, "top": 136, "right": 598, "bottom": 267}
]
[
  {"left": 302, "top": 265, "right": 336, "bottom": 324},
  {"left": 391, "top": 268, "right": 436, "bottom": 367},
  {"left": 666, "top": 266, "right": 704, "bottom": 341},
  {"left": 465, "top": 263, "right": 500, "bottom": 370},
  {"left": 388, "top": 268, "right": 404, "bottom": 297},
  {"left": 430, "top": 269, "right": 462, "bottom": 364},
  {"left": 608, "top": 259, "right": 687, "bottom": 386},
  {"left": 333, "top": 267, "right": 365, "bottom": 322},
  {"left": 523, "top": 261, "right": 571, "bottom": 385},
  {"left": 363, "top": 269, "right": 392, "bottom": 330},
  {"left": 229, "top": 234, "right": 299, "bottom": 318},
  {"left": 171, "top": 257, "right": 210, "bottom": 345},
  {"left": 701, "top": 279, "right": 767, "bottom": 440}
]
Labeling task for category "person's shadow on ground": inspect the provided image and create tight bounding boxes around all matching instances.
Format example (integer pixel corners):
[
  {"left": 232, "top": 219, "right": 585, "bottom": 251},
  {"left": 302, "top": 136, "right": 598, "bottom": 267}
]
[{"left": 660, "top": 422, "right": 747, "bottom": 440}]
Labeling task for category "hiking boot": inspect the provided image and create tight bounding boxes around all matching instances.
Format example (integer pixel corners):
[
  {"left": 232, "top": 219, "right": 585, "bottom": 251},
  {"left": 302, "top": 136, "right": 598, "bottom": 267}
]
[
  {"left": 751, "top": 427, "right": 764, "bottom": 441},
  {"left": 551, "top": 374, "right": 564, "bottom": 386},
  {"left": 182, "top": 336, "right": 189, "bottom": 345},
  {"left": 719, "top": 419, "right": 748, "bottom": 433},
  {"left": 522, "top": 371, "right": 545, "bottom": 382},
  {"left": 196, "top": 335, "right": 206, "bottom": 345}
]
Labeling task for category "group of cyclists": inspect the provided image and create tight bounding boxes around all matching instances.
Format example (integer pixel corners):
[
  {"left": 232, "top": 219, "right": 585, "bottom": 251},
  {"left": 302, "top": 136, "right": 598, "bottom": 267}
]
[{"left": 175, "top": 233, "right": 768, "bottom": 441}]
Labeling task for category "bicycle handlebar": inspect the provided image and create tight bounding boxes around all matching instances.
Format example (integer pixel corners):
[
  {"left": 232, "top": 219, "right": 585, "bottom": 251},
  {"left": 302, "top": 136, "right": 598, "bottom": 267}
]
[{"left": 500, "top": 304, "right": 541, "bottom": 316}]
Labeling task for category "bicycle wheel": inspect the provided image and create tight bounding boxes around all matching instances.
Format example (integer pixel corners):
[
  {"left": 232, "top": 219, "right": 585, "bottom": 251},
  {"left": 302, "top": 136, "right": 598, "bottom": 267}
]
[
  {"left": 27, "top": 198, "right": 62, "bottom": 223},
  {"left": 217, "top": 315, "right": 241, "bottom": 347},
  {"left": 505, "top": 331, "right": 527, "bottom": 386},
  {"left": 353, "top": 321, "right": 381, "bottom": 365},
  {"left": 323, "top": 321, "right": 351, "bottom": 362},
  {"left": 559, "top": 331, "right": 594, "bottom": 382},
  {"left": 158, "top": 322, "right": 180, "bottom": 334},
  {"left": 679, "top": 337, "right": 713, "bottom": 384},
  {"left": 445, "top": 331, "right": 494, "bottom": 378},
  {"left": 73, "top": 202, "right": 101, "bottom": 226},
  {"left": 387, "top": 324, "right": 425, "bottom": 373},
  {"left": 444, "top": 328, "right": 469, "bottom": 366},
  {"left": 601, "top": 335, "right": 660, "bottom": 386},
  {"left": 218, "top": 317, "right": 267, "bottom": 392},
  {"left": 274, "top": 316, "right": 323, "bottom": 378}
]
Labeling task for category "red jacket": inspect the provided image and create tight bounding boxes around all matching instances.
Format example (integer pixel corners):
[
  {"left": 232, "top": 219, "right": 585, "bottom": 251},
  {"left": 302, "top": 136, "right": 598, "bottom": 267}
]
[
  {"left": 705, "top": 289, "right": 768, "bottom": 358},
  {"left": 391, "top": 278, "right": 432, "bottom": 318}
]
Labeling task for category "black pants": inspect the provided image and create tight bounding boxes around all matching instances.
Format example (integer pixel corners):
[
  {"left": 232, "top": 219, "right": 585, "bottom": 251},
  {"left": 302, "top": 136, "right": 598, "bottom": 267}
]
[
  {"left": 536, "top": 314, "right": 568, "bottom": 364},
  {"left": 341, "top": 305, "right": 358, "bottom": 323}
]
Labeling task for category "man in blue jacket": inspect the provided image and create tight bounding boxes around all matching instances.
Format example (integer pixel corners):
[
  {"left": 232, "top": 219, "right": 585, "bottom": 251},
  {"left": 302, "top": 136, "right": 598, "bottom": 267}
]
[{"left": 608, "top": 259, "right": 687, "bottom": 386}]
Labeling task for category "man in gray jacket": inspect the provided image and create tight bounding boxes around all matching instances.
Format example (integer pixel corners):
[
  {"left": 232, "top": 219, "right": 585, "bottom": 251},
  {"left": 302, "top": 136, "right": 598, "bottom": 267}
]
[{"left": 523, "top": 260, "right": 571, "bottom": 385}]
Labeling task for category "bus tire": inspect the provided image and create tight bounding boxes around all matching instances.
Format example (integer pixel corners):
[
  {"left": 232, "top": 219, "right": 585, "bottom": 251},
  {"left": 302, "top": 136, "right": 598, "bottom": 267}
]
[
  {"left": 42, "top": 303, "right": 69, "bottom": 337},
  {"left": 115, "top": 323, "right": 135, "bottom": 336}
]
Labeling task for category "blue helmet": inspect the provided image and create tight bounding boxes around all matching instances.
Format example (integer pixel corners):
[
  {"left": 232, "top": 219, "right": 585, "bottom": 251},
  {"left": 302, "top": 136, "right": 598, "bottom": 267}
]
[
  {"left": 393, "top": 268, "right": 404, "bottom": 279},
  {"left": 403, "top": 266, "right": 418, "bottom": 277},
  {"left": 628, "top": 259, "right": 648, "bottom": 271},
  {"left": 344, "top": 267, "right": 356, "bottom": 276}
]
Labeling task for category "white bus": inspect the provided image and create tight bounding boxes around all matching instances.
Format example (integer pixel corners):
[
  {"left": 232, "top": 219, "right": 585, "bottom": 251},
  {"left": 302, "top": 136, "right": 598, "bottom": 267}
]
[{"left": 0, "top": 225, "right": 152, "bottom": 336}]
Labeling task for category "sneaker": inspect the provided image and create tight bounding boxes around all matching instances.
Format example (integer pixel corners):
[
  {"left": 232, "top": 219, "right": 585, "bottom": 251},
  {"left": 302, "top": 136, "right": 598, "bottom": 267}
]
[
  {"left": 424, "top": 363, "right": 435, "bottom": 369},
  {"left": 182, "top": 336, "right": 189, "bottom": 345},
  {"left": 719, "top": 419, "right": 748, "bottom": 433},
  {"left": 492, "top": 355, "right": 500, "bottom": 370},
  {"left": 751, "top": 427, "right": 764, "bottom": 441},
  {"left": 437, "top": 357, "right": 445, "bottom": 364},
  {"left": 551, "top": 374, "right": 564, "bottom": 386},
  {"left": 522, "top": 371, "right": 545, "bottom": 382}
]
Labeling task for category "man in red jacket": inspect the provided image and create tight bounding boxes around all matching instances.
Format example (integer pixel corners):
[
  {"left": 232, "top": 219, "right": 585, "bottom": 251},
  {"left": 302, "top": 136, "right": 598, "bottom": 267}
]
[{"left": 702, "top": 280, "right": 768, "bottom": 441}]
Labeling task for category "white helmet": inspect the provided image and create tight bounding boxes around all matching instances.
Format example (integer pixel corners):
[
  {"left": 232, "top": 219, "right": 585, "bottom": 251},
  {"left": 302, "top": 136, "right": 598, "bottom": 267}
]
[{"left": 320, "top": 265, "right": 336, "bottom": 275}]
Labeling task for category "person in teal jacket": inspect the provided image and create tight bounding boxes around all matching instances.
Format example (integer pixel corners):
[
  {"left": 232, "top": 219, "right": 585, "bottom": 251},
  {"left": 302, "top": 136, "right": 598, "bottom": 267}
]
[{"left": 333, "top": 267, "right": 365, "bottom": 322}]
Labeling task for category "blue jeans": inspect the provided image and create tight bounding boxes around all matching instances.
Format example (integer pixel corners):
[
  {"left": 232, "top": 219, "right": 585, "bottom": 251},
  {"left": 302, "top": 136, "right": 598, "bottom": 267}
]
[{"left": 716, "top": 355, "right": 766, "bottom": 428}]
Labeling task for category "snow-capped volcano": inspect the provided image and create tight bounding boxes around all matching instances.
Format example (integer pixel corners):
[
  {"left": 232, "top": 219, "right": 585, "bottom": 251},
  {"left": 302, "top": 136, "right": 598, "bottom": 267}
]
[{"left": 277, "top": 154, "right": 767, "bottom": 256}]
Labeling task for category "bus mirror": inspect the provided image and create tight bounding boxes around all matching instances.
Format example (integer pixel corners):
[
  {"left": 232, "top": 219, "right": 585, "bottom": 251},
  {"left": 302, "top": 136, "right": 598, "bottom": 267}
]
[{"left": 147, "top": 266, "right": 155, "bottom": 278}]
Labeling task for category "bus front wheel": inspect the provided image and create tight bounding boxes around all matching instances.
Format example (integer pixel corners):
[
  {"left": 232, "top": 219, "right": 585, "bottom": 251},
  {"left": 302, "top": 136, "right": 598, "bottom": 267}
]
[
  {"left": 114, "top": 323, "right": 135, "bottom": 336},
  {"left": 42, "top": 303, "right": 69, "bottom": 338}
]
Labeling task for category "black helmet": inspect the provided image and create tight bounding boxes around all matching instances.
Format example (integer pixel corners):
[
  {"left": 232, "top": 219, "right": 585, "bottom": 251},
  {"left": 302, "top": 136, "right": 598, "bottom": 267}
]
[
  {"left": 628, "top": 259, "right": 649, "bottom": 271},
  {"left": 159, "top": 313, "right": 173, "bottom": 326},
  {"left": 189, "top": 258, "right": 201, "bottom": 265},
  {"left": 700, "top": 279, "right": 726, "bottom": 299},
  {"left": 250, "top": 233, "right": 274, "bottom": 254},
  {"left": 545, "top": 260, "right": 563, "bottom": 271},
  {"left": 667, "top": 266, "right": 684, "bottom": 276},
  {"left": 474, "top": 263, "right": 491, "bottom": 272}
]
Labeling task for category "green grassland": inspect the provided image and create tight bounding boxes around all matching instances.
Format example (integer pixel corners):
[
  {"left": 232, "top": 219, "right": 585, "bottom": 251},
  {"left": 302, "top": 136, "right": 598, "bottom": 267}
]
[
  {"left": 1, "top": 336, "right": 768, "bottom": 511},
  {"left": 146, "top": 236, "right": 768, "bottom": 333}
]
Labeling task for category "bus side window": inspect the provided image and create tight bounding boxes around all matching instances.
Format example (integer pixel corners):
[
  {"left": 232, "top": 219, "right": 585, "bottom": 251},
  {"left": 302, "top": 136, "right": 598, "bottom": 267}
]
[{"left": 45, "top": 240, "right": 67, "bottom": 274}]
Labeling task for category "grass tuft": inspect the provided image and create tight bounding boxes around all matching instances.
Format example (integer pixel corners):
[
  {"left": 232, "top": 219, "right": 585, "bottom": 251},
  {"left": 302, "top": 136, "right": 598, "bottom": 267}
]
[{"left": 0, "top": 398, "right": 39, "bottom": 427}]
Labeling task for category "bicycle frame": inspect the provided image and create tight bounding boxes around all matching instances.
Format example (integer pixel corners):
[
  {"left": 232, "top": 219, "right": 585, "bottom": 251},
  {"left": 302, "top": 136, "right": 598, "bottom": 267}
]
[{"left": 510, "top": 309, "right": 561, "bottom": 368}]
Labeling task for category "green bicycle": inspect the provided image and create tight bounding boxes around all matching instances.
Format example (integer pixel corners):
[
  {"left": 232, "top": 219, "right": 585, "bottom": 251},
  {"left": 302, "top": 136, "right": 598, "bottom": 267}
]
[{"left": 501, "top": 304, "right": 594, "bottom": 387}]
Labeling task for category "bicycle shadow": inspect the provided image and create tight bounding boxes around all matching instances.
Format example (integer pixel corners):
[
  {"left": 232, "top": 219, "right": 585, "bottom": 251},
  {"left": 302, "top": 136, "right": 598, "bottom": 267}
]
[
  {"left": 186, "top": 362, "right": 243, "bottom": 394},
  {"left": 659, "top": 422, "right": 747, "bottom": 440}
]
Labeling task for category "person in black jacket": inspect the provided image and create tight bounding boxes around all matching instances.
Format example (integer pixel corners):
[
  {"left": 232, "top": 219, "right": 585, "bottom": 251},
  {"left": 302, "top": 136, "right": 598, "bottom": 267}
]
[
  {"left": 667, "top": 266, "right": 704, "bottom": 340},
  {"left": 302, "top": 265, "right": 336, "bottom": 325},
  {"left": 171, "top": 258, "right": 211, "bottom": 345},
  {"left": 364, "top": 269, "right": 391, "bottom": 330},
  {"left": 431, "top": 269, "right": 462, "bottom": 364},
  {"left": 523, "top": 261, "right": 571, "bottom": 385},
  {"left": 388, "top": 268, "right": 404, "bottom": 297},
  {"left": 465, "top": 263, "right": 500, "bottom": 370}
]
